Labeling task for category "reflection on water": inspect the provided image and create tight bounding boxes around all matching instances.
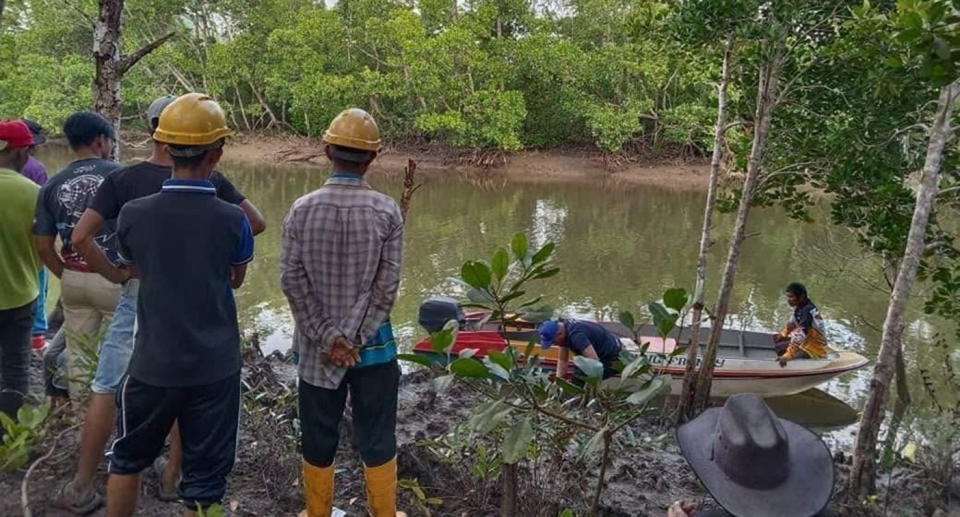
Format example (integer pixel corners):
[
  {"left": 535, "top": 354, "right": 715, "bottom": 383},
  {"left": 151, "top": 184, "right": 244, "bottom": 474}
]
[
  {"left": 35, "top": 146, "right": 955, "bottom": 441},
  {"left": 765, "top": 389, "right": 859, "bottom": 432}
]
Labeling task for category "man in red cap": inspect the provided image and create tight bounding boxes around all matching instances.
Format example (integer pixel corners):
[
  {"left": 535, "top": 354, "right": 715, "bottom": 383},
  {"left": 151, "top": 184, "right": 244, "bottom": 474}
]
[{"left": 0, "top": 120, "right": 41, "bottom": 424}]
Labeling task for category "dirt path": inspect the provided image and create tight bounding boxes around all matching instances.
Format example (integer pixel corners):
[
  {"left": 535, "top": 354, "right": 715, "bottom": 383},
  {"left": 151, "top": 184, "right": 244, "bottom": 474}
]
[{"left": 223, "top": 135, "right": 712, "bottom": 190}]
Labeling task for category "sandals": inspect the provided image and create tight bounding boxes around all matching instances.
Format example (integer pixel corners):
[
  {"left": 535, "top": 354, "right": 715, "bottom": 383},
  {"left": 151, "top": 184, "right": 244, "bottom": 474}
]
[
  {"left": 152, "top": 456, "right": 181, "bottom": 502},
  {"left": 54, "top": 481, "right": 103, "bottom": 515}
]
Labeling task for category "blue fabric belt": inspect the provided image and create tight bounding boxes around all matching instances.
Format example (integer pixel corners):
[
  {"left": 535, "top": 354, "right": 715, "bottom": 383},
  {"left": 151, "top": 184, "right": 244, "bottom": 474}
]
[
  {"left": 292, "top": 320, "right": 397, "bottom": 368},
  {"left": 356, "top": 320, "right": 397, "bottom": 368}
]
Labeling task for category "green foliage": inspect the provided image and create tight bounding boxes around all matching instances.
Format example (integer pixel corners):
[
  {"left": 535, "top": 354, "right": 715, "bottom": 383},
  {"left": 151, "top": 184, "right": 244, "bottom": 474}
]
[
  {"left": 0, "top": 53, "right": 93, "bottom": 130},
  {"left": 454, "top": 232, "right": 557, "bottom": 323},
  {"left": 399, "top": 478, "right": 444, "bottom": 515},
  {"left": 584, "top": 103, "right": 644, "bottom": 153},
  {"left": 404, "top": 285, "right": 676, "bottom": 516},
  {"left": 1, "top": 0, "right": 720, "bottom": 154},
  {"left": 195, "top": 503, "right": 225, "bottom": 517},
  {"left": 618, "top": 287, "right": 689, "bottom": 344},
  {"left": 779, "top": 0, "right": 960, "bottom": 326},
  {"left": 892, "top": 0, "right": 960, "bottom": 85},
  {"left": 662, "top": 288, "right": 689, "bottom": 312},
  {"left": 63, "top": 328, "right": 107, "bottom": 398},
  {"left": 0, "top": 403, "right": 51, "bottom": 471},
  {"left": 573, "top": 356, "right": 604, "bottom": 381},
  {"left": 400, "top": 228, "right": 679, "bottom": 514},
  {"left": 501, "top": 417, "right": 534, "bottom": 463}
]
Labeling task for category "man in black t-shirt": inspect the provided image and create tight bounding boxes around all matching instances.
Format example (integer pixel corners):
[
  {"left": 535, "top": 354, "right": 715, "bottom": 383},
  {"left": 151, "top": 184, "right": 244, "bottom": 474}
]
[
  {"left": 539, "top": 319, "right": 623, "bottom": 380},
  {"left": 33, "top": 113, "right": 122, "bottom": 410},
  {"left": 55, "top": 96, "right": 266, "bottom": 512}
]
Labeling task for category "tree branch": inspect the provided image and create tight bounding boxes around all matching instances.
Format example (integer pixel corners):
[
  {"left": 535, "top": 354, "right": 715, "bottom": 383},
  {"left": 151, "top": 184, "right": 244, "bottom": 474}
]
[
  {"left": 519, "top": 383, "right": 600, "bottom": 432},
  {"left": 756, "top": 160, "right": 825, "bottom": 189},
  {"left": 119, "top": 31, "right": 176, "bottom": 74},
  {"left": 937, "top": 184, "right": 960, "bottom": 198},
  {"left": 22, "top": 423, "right": 81, "bottom": 517},
  {"left": 55, "top": 0, "right": 94, "bottom": 26},
  {"left": 167, "top": 62, "right": 196, "bottom": 91},
  {"left": 721, "top": 120, "right": 749, "bottom": 135}
]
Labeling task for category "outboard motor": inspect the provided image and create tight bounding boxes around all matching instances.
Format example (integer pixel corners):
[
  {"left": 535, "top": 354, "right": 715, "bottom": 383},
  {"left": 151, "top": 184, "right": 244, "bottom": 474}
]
[{"left": 418, "top": 296, "right": 465, "bottom": 333}]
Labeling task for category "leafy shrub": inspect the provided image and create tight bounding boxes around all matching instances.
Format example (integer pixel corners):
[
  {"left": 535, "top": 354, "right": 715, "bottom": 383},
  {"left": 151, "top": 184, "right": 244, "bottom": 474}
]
[{"left": 0, "top": 403, "right": 51, "bottom": 471}]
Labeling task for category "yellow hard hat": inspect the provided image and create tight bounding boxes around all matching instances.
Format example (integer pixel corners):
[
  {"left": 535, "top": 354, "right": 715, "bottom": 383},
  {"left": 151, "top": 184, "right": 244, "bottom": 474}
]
[
  {"left": 153, "top": 93, "right": 233, "bottom": 146},
  {"left": 322, "top": 108, "right": 382, "bottom": 152}
]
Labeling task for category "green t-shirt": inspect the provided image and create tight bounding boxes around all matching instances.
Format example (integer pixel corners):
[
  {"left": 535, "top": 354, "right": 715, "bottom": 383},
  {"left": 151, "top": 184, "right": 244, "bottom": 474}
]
[{"left": 0, "top": 167, "right": 41, "bottom": 309}]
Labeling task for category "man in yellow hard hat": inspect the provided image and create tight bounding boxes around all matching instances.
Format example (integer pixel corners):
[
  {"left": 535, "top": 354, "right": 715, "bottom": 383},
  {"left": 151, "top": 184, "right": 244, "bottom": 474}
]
[
  {"left": 280, "top": 108, "right": 405, "bottom": 517},
  {"left": 104, "top": 93, "right": 254, "bottom": 517},
  {"left": 57, "top": 95, "right": 267, "bottom": 512}
]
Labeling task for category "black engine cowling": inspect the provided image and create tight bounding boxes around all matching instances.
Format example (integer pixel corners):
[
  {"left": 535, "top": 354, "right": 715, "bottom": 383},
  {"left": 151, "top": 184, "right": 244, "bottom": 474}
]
[{"left": 418, "top": 296, "right": 465, "bottom": 333}]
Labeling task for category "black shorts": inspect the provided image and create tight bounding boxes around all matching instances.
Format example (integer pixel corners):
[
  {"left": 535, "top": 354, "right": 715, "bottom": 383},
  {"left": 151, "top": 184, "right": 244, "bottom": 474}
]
[
  {"left": 300, "top": 359, "right": 400, "bottom": 468},
  {"left": 107, "top": 373, "right": 241, "bottom": 509}
]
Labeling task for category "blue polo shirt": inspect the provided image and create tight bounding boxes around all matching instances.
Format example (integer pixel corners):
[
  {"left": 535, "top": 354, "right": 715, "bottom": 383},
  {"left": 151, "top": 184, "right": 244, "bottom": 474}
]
[{"left": 117, "top": 179, "right": 254, "bottom": 387}]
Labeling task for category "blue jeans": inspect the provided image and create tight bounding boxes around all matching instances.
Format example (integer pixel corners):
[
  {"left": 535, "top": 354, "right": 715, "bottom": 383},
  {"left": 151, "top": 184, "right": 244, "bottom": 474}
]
[
  {"left": 32, "top": 268, "right": 48, "bottom": 336},
  {"left": 92, "top": 280, "right": 138, "bottom": 394}
]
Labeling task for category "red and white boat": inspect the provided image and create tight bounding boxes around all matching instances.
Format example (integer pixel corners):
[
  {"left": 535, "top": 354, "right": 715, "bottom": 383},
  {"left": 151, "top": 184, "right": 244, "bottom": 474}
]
[{"left": 412, "top": 307, "right": 869, "bottom": 398}]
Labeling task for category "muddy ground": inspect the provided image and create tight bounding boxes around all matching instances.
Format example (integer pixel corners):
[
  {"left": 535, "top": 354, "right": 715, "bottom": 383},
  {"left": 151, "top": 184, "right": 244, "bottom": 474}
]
[{"left": 0, "top": 351, "right": 953, "bottom": 517}]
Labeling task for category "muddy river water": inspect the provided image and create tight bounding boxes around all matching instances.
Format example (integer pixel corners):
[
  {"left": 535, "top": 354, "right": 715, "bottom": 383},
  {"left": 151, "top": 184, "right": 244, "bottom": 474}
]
[{"left": 36, "top": 147, "right": 955, "bottom": 440}]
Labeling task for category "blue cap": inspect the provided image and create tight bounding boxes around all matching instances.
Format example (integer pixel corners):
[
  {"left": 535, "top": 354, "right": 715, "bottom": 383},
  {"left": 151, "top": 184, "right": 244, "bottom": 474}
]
[{"left": 539, "top": 320, "right": 559, "bottom": 349}]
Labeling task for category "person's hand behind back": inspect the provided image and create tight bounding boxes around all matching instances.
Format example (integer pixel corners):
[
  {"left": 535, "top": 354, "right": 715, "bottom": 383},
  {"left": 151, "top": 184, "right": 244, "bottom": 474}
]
[
  {"left": 668, "top": 501, "right": 696, "bottom": 517},
  {"left": 328, "top": 335, "right": 360, "bottom": 367}
]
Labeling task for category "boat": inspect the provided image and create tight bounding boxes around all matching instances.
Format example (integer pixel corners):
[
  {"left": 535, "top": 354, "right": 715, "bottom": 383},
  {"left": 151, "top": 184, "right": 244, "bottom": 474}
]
[{"left": 412, "top": 300, "right": 869, "bottom": 398}]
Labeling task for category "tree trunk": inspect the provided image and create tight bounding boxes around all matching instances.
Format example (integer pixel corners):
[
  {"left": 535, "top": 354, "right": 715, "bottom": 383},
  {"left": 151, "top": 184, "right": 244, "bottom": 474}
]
[
  {"left": 0, "top": 1, "right": 6, "bottom": 24},
  {"left": 677, "top": 34, "right": 734, "bottom": 424},
  {"left": 499, "top": 463, "right": 517, "bottom": 517},
  {"left": 848, "top": 81, "right": 960, "bottom": 499},
  {"left": 250, "top": 82, "right": 280, "bottom": 130},
  {"left": 93, "top": 0, "right": 174, "bottom": 161},
  {"left": 885, "top": 342, "right": 910, "bottom": 445},
  {"left": 693, "top": 50, "right": 783, "bottom": 412},
  {"left": 590, "top": 432, "right": 612, "bottom": 517},
  {"left": 93, "top": 0, "right": 124, "bottom": 160},
  {"left": 400, "top": 159, "right": 419, "bottom": 221},
  {"left": 235, "top": 84, "right": 251, "bottom": 132}
]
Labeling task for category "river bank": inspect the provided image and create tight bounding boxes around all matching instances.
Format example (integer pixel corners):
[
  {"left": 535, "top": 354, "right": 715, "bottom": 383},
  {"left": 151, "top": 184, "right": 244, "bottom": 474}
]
[
  {"left": 0, "top": 348, "right": 949, "bottom": 517},
  {"left": 206, "top": 135, "right": 712, "bottom": 190}
]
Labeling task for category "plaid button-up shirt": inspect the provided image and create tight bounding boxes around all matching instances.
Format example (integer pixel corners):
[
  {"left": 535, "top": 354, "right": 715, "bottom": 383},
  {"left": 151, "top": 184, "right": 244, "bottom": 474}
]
[{"left": 280, "top": 175, "right": 404, "bottom": 388}]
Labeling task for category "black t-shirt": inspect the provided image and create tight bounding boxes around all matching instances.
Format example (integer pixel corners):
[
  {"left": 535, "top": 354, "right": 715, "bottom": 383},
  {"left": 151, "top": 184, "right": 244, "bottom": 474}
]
[
  {"left": 89, "top": 161, "right": 246, "bottom": 220},
  {"left": 34, "top": 158, "right": 121, "bottom": 270},
  {"left": 117, "top": 180, "right": 254, "bottom": 387},
  {"left": 564, "top": 320, "right": 622, "bottom": 366}
]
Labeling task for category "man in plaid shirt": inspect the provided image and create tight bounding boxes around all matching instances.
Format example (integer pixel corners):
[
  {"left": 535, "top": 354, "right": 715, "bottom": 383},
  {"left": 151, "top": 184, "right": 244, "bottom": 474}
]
[{"left": 280, "top": 108, "right": 405, "bottom": 517}]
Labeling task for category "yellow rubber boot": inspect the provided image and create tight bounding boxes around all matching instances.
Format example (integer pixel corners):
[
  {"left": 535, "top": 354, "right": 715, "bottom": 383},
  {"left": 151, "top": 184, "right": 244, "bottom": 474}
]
[
  {"left": 299, "top": 461, "right": 334, "bottom": 517},
  {"left": 364, "top": 457, "right": 407, "bottom": 517}
]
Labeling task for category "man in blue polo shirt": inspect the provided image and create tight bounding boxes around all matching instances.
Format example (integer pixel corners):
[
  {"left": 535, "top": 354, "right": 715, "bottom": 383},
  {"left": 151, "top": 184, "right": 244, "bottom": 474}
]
[
  {"left": 105, "top": 94, "right": 253, "bottom": 517},
  {"left": 58, "top": 94, "right": 266, "bottom": 512},
  {"left": 539, "top": 319, "right": 623, "bottom": 380}
]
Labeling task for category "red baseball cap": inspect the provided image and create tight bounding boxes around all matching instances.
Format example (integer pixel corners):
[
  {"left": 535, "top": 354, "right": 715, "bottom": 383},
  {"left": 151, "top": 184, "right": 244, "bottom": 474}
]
[{"left": 0, "top": 120, "right": 36, "bottom": 149}]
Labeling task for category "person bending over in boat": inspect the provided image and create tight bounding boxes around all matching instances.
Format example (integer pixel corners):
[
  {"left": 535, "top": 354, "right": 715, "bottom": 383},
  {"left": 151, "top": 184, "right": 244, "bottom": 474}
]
[
  {"left": 774, "top": 283, "right": 828, "bottom": 367},
  {"left": 538, "top": 319, "right": 622, "bottom": 380}
]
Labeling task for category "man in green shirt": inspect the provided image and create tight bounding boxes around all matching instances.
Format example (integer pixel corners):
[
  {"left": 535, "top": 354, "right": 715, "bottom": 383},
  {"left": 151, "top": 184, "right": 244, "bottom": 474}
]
[{"left": 0, "top": 120, "right": 40, "bottom": 423}]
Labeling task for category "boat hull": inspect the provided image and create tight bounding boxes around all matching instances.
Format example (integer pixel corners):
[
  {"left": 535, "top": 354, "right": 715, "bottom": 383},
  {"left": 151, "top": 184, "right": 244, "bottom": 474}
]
[
  {"left": 412, "top": 326, "right": 869, "bottom": 398},
  {"left": 666, "top": 369, "right": 853, "bottom": 398}
]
